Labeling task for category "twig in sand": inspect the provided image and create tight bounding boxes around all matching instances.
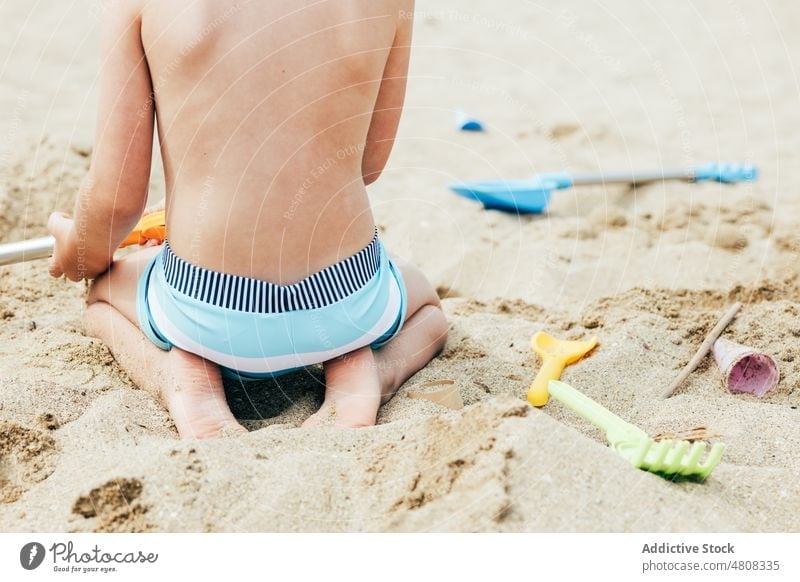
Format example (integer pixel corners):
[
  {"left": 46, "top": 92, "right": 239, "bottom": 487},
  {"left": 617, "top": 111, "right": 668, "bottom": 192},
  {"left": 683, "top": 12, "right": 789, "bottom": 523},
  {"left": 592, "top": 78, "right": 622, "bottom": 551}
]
[
  {"left": 653, "top": 426, "right": 722, "bottom": 442},
  {"left": 661, "top": 302, "right": 742, "bottom": 399}
]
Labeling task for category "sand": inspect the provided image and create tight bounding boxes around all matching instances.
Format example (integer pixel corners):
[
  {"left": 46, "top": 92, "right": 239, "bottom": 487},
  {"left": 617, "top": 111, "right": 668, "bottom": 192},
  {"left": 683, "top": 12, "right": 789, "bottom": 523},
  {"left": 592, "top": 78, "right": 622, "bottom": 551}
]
[{"left": 1, "top": 0, "right": 799, "bottom": 532}]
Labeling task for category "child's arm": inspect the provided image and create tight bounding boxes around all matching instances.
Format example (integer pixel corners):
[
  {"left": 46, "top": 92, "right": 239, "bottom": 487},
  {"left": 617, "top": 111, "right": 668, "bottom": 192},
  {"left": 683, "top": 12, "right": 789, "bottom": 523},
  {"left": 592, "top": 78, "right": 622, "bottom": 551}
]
[
  {"left": 49, "top": 1, "right": 154, "bottom": 281},
  {"left": 361, "top": 3, "right": 414, "bottom": 186}
]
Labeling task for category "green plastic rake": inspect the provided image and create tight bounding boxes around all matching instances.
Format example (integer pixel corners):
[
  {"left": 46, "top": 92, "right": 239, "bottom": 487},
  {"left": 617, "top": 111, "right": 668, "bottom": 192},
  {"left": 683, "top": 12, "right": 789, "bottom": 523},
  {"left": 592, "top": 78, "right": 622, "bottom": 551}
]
[{"left": 548, "top": 380, "right": 725, "bottom": 480}]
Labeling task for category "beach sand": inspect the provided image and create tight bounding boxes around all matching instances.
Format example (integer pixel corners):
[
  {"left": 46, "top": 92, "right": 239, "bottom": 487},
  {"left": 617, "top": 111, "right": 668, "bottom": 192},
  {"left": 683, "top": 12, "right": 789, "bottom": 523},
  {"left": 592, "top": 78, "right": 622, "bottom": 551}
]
[{"left": 1, "top": 0, "right": 799, "bottom": 532}]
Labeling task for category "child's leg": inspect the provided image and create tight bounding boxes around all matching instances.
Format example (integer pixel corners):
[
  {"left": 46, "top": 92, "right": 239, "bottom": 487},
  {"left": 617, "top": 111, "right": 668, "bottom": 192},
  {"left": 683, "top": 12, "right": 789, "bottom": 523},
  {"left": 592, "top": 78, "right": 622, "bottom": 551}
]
[
  {"left": 372, "top": 258, "right": 449, "bottom": 400},
  {"left": 302, "top": 346, "right": 382, "bottom": 428},
  {"left": 85, "top": 248, "right": 246, "bottom": 439},
  {"left": 303, "top": 257, "right": 448, "bottom": 428}
]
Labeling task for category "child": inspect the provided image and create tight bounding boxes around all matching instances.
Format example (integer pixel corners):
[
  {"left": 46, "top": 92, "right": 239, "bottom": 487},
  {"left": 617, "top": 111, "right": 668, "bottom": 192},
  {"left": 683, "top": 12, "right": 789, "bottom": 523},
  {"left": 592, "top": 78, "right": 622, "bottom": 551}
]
[{"left": 47, "top": 0, "right": 447, "bottom": 438}]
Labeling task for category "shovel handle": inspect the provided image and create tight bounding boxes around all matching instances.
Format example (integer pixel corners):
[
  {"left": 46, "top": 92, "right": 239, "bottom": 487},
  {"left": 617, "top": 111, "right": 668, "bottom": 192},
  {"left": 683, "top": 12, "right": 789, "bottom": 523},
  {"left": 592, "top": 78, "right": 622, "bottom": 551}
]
[
  {"left": 567, "top": 162, "right": 757, "bottom": 187},
  {"left": 527, "top": 357, "right": 565, "bottom": 407},
  {"left": 548, "top": 380, "right": 629, "bottom": 434},
  {"left": 569, "top": 168, "right": 696, "bottom": 186},
  {"left": 0, "top": 236, "right": 55, "bottom": 267}
]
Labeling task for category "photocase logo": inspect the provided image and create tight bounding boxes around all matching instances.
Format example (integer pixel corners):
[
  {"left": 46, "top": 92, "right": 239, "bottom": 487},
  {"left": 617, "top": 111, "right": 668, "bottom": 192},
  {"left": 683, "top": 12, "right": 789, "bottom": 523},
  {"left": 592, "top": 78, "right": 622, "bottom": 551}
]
[{"left": 20, "top": 542, "right": 46, "bottom": 570}]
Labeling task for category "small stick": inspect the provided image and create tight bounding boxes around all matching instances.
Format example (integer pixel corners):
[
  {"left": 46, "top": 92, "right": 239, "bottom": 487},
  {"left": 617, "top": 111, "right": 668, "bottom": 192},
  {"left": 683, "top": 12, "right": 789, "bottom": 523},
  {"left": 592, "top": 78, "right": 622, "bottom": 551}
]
[{"left": 662, "top": 302, "right": 742, "bottom": 399}]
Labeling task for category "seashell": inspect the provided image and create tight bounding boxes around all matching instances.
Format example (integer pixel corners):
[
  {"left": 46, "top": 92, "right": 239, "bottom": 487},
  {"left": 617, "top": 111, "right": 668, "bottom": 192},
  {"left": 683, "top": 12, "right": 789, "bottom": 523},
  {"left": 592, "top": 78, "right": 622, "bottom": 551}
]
[{"left": 712, "top": 338, "right": 779, "bottom": 397}]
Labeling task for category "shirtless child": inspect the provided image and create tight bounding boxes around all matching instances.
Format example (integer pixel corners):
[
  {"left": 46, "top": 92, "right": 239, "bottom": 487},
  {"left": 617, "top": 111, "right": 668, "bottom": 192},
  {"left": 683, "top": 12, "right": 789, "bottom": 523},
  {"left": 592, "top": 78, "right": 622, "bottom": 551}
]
[{"left": 47, "top": 0, "right": 447, "bottom": 438}]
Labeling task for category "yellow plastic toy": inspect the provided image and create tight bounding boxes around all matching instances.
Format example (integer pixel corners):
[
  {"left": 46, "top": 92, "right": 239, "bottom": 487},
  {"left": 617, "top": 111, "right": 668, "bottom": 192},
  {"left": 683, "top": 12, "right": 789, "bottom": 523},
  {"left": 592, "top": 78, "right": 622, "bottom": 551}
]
[
  {"left": 527, "top": 331, "right": 598, "bottom": 407},
  {"left": 120, "top": 209, "right": 167, "bottom": 248}
]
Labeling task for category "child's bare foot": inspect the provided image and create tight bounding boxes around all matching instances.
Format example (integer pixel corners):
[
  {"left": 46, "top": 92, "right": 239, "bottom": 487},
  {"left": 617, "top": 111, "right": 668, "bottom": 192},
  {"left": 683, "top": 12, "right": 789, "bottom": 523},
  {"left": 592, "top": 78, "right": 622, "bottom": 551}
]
[
  {"left": 302, "top": 347, "right": 382, "bottom": 428},
  {"left": 302, "top": 259, "right": 449, "bottom": 429},
  {"left": 84, "top": 301, "right": 247, "bottom": 440},
  {"left": 163, "top": 348, "right": 248, "bottom": 439}
]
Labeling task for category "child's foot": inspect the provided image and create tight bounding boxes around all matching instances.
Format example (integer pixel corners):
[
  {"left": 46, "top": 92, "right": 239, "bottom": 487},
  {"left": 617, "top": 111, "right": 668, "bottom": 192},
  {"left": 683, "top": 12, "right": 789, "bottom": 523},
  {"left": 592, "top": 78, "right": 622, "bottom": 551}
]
[
  {"left": 84, "top": 302, "right": 247, "bottom": 440},
  {"left": 163, "top": 348, "right": 248, "bottom": 439},
  {"left": 302, "top": 347, "right": 382, "bottom": 428}
]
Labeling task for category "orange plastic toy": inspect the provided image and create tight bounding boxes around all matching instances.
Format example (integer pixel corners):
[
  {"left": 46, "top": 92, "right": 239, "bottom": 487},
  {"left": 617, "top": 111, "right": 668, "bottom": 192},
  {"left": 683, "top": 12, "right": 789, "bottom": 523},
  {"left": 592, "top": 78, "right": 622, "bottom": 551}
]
[{"left": 120, "top": 210, "right": 167, "bottom": 248}]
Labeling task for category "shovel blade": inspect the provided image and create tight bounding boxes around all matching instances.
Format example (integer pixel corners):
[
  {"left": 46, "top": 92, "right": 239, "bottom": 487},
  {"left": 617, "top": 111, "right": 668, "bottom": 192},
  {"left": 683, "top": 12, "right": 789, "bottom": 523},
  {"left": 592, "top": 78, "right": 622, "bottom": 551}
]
[
  {"left": 531, "top": 331, "right": 598, "bottom": 364},
  {"left": 449, "top": 180, "right": 552, "bottom": 213}
]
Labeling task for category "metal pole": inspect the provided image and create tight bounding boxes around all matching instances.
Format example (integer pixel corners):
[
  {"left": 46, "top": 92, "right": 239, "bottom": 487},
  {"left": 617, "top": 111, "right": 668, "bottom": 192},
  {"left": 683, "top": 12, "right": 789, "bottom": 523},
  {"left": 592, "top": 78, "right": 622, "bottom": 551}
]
[{"left": 0, "top": 236, "right": 55, "bottom": 267}]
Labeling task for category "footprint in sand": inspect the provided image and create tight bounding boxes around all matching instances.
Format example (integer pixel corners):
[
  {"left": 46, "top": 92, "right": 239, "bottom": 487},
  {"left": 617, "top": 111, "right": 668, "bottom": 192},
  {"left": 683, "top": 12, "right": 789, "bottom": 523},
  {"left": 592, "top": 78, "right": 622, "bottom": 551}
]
[
  {"left": 381, "top": 400, "right": 528, "bottom": 529},
  {"left": 0, "top": 380, "right": 95, "bottom": 430},
  {"left": 0, "top": 421, "right": 58, "bottom": 503},
  {"left": 643, "top": 200, "right": 772, "bottom": 250},
  {"left": 71, "top": 477, "right": 152, "bottom": 532}
]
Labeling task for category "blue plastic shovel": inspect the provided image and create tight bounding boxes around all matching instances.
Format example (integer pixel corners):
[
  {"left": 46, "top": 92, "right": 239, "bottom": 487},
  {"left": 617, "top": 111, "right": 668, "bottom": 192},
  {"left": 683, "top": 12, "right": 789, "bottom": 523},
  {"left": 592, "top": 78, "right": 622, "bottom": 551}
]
[{"left": 449, "top": 162, "right": 758, "bottom": 214}]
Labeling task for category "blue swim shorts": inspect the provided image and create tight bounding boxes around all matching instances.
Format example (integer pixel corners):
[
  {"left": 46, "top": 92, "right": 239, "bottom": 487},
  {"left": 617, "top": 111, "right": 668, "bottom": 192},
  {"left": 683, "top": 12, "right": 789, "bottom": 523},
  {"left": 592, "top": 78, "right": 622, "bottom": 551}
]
[{"left": 135, "top": 229, "right": 407, "bottom": 380}]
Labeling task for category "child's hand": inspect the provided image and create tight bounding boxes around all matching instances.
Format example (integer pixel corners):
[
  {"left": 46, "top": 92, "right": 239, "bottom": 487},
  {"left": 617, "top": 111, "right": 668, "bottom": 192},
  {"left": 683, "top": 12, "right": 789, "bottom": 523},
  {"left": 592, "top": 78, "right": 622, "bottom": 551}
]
[{"left": 47, "top": 212, "right": 110, "bottom": 281}]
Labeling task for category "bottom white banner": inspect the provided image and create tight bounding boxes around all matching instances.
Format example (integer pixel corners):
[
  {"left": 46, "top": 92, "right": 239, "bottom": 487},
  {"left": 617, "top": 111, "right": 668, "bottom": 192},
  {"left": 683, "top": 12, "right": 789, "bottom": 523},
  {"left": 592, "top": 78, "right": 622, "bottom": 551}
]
[{"left": 1, "top": 533, "right": 797, "bottom": 581}]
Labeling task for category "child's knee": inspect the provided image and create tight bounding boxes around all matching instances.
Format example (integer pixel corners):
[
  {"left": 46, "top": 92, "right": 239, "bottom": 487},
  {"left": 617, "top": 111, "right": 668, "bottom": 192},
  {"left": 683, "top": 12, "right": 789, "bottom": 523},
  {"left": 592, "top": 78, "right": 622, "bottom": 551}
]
[
  {"left": 392, "top": 257, "right": 441, "bottom": 312},
  {"left": 423, "top": 304, "right": 448, "bottom": 351}
]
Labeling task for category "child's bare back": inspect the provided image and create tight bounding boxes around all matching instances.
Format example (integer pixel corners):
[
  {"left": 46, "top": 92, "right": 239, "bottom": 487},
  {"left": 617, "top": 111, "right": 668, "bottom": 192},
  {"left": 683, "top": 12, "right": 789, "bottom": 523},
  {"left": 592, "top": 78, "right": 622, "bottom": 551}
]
[
  {"left": 48, "top": 0, "right": 447, "bottom": 437},
  {"left": 143, "top": 0, "right": 406, "bottom": 280}
]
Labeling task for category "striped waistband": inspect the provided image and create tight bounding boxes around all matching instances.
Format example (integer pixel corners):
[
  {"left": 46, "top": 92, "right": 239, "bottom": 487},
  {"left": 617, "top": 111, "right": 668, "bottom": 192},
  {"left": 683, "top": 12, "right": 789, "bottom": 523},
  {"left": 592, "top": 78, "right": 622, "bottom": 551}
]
[{"left": 159, "top": 230, "right": 382, "bottom": 313}]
